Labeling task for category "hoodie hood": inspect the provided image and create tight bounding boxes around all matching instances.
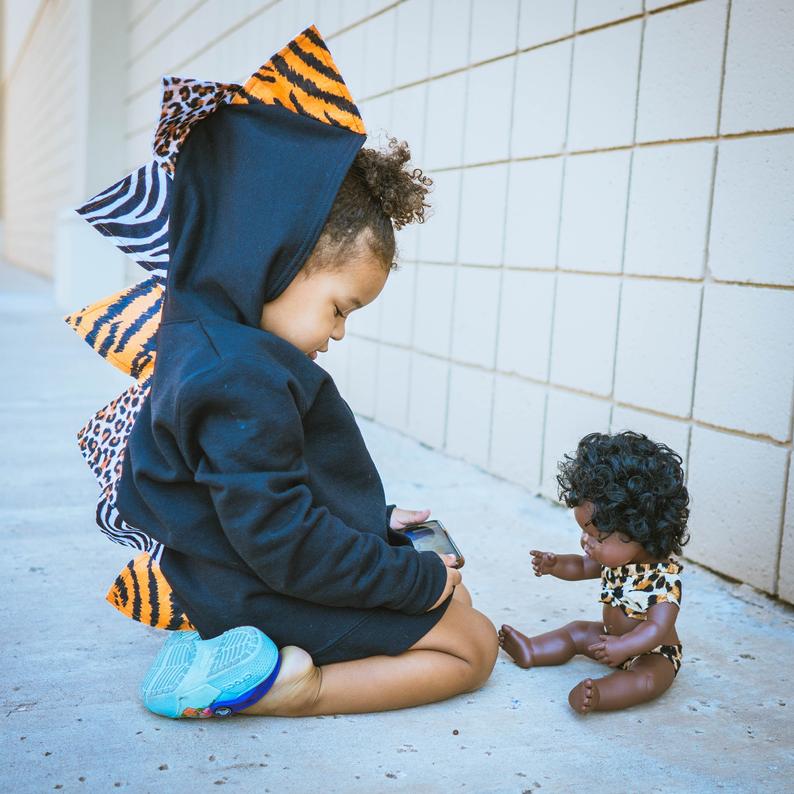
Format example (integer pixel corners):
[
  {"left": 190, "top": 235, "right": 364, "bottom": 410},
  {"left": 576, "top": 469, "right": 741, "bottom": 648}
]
[{"left": 164, "top": 100, "right": 365, "bottom": 329}]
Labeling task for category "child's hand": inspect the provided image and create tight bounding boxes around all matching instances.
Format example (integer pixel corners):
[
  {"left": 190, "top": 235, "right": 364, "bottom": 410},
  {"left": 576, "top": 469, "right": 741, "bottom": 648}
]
[
  {"left": 427, "top": 553, "right": 462, "bottom": 611},
  {"left": 390, "top": 507, "right": 431, "bottom": 530},
  {"left": 530, "top": 550, "right": 558, "bottom": 577},
  {"left": 588, "top": 635, "right": 630, "bottom": 667}
]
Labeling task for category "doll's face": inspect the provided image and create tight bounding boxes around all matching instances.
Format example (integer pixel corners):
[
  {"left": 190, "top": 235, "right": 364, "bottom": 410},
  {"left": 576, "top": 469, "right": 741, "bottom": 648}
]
[
  {"left": 259, "top": 241, "right": 388, "bottom": 360},
  {"left": 574, "top": 502, "right": 645, "bottom": 567}
]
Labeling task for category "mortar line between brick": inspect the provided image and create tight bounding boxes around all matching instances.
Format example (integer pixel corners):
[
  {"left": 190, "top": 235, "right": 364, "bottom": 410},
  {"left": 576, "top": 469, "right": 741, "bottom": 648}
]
[
  {"left": 440, "top": 0, "right": 474, "bottom": 453},
  {"left": 355, "top": 0, "right": 706, "bottom": 100},
  {"left": 401, "top": 4, "right": 435, "bottom": 435},
  {"left": 347, "top": 335, "right": 794, "bottom": 447},
  {"left": 689, "top": 2, "right": 731, "bottom": 421},
  {"left": 327, "top": 0, "right": 405, "bottom": 40},
  {"left": 416, "top": 264, "right": 792, "bottom": 291},
  {"left": 715, "top": 0, "right": 733, "bottom": 136},
  {"left": 773, "top": 383, "right": 794, "bottom": 591},
  {"left": 396, "top": 126, "right": 794, "bottom": 172},
  {"left": 486, "top": 5, "right": 523, "bottom": 472},
  {"left": 125, "top": 0, "right": 211, "bottom": 68},
  {"left": 129, "top": 0, "right": 161, "bottom": 31},
  {"left": 537, "top": 0, "right": 578, "bottom": 492},
  {"left": 364, "top": 0, "right": 403, "bottom": 427},
  {"left": 609, "top": 2, "right": 645, "bottom": 406}
]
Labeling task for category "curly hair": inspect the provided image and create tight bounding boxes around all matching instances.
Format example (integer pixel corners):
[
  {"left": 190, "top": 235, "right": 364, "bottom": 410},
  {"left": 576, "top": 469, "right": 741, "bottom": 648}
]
[
  {"left": 556, "top": 431, "right": 690, "bottom": 558},
  {"left": 305, "top": 137, "right": 432, "bottom": 273}
]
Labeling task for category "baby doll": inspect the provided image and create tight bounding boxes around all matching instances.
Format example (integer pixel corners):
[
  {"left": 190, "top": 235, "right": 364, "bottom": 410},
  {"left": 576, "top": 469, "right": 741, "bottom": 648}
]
[{"left": 499, "top": 431, "right": 690, "bottom": 713}]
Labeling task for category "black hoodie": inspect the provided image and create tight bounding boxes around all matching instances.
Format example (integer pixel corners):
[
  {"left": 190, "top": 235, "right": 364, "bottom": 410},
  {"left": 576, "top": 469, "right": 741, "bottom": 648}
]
[{"left": 115, "top": 101, "right": 448, "bottom": 633}]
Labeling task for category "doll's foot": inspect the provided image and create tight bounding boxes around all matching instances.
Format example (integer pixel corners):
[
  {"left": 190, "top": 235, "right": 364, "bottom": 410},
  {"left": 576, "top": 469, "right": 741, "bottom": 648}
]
[
  {"left": 498, "top": 624, "right": 536, "bottom": 669},
  {"left": 568, "top": 678, "right": 600, "bottom": 714}
]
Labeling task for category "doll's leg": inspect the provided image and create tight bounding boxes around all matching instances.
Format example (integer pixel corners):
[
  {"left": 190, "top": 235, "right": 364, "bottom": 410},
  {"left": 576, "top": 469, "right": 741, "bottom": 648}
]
[
  {"left": 568, "top": 653, "right": 676, "bottom": 713},
  {"left": 241, "top": 597, "right": 498, "bottom": 717},
  {"left": 498, "top": 621, "right": 603, "bottom": 669}
]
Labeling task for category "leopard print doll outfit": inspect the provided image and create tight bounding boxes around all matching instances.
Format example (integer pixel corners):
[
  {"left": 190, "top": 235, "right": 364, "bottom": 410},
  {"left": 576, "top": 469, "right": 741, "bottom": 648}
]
[{"left": 600, "top": 561, "right": 684, "bottom": 676}]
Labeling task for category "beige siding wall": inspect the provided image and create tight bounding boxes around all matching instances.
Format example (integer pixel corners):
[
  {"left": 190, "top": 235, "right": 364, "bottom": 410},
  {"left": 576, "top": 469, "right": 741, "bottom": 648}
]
[
  {"left": 2, "top": 0, "right": 80, "bottom": 276},
  {"left": 2, "top": 0, "right": 793, "bottom": 599}
]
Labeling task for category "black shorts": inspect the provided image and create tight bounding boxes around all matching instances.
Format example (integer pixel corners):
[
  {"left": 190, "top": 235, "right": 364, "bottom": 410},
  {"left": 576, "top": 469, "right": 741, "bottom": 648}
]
[{"left": 160, "top": 547, "right": 453, "bottom": 665}]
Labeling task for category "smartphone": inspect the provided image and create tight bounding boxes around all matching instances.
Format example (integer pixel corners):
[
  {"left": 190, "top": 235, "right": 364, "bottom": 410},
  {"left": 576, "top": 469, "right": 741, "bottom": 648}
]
[{"left": 399, "top": 520, "right": 464, "bottom": 569}]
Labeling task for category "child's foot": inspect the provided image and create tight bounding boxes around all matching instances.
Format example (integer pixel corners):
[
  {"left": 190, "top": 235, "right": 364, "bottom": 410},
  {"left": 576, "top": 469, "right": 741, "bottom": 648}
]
[
  {"left": 140, "top": 626, "right": 280, "bottom": 718},
  {"left": 240, "top": 645, "right": 321, "bottom": 717},
  {"left": 498, "top": 624, "right": 537, "bottom": 668},
  {"left": 568, "top": 678, "right": 600, "bottom": 714}
]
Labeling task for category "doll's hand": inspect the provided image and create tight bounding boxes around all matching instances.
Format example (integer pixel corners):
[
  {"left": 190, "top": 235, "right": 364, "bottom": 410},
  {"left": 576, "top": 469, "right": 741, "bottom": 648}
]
[
  {"left": 588, "top": 635, "right": 630, "bottom": 667},
  {"left": 390, "top": 507, "right": 431, "bottom": 530},
  {"left": 529, "top": 550, "right": 558, "bottom": 577}
]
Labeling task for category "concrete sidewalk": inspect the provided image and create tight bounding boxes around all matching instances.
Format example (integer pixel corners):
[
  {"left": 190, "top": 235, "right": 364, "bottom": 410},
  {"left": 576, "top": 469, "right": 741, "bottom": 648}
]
[{"left": 2, "top": 262, "right": 792, "bottom": 793}]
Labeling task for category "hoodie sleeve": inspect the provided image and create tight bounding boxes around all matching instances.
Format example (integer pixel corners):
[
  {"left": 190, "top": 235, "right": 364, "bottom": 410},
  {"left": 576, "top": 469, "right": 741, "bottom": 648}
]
[{"left": 176, "top": 356, "right": 448, "bottom": 614}]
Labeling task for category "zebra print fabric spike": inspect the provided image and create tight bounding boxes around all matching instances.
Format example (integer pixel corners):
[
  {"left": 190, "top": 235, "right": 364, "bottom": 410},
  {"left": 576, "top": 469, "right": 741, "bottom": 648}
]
[{"left": 76, "top": 161, "right": 171, "bottom": 280}]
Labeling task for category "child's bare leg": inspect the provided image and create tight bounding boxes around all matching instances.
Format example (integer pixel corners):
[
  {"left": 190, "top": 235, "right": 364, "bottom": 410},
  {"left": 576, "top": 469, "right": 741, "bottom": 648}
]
[
  {"left": 568, "top": 653, "right": 676, "bottom": 713},
  {"left": 452, "top": 583, "right": 472, "bottom": 607},
  {"left": 499, "top": 621, "right": 603, "bottom": 668},
  {"left": 242, "top": 598, "right": 498, "bottom": 716}
]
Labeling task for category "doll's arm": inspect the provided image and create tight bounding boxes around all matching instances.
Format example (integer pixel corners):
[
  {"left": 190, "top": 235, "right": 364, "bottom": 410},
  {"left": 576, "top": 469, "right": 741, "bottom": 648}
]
[
  {"left": 531, "top": 550, "right": 602, "bottom": 580},
  {"left": 589, "top": 602, "right": 679, "bottom": 666}
]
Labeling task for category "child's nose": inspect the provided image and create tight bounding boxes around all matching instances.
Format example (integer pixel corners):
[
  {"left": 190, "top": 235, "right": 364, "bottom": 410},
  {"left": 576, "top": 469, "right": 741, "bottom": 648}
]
[{"left": 331, "top": 320, "right": 346, "bottom": 341}]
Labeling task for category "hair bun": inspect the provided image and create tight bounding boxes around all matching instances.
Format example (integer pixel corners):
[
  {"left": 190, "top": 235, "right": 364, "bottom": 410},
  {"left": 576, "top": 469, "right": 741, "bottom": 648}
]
[{"left": 358, "top": 138, "right": 432, "bottom": 230}]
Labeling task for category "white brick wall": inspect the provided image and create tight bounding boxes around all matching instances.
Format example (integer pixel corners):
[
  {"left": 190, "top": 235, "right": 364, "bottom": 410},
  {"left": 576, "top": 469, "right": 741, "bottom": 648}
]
[
  {"left": 567, "top": 20, "right": 641, "bottom": 150},
  {"left": 5, "top": 0, "right": 793, "bottom": 601},
  {"left": 635, "top": 0, "right": 727, "bottom": 142},
  {"left": 334, "top": 0, "right": 794, "bottom": 600},
  {"left": 687, "top": 427, "right": 789, "bottom": 593},
  {"left": 709, "top": 135, "right": 794, "bottom": 287},
  {"left": 720, "top": 0, "right": 794, "bottom": 134},
  {"left": 613, "top": 280, "right": 701, "bottom": 417},
  {"left": 558, "top": 150, "right": 631, "bottom": 273},
  {"left": 2, "top": 0, "right": 81, "bottom": 276},
  {"left": 624, "top": 143, "right": 714, "bottom": 279},
  {"left": 692, "top": 285, "right": 794, "bottom": 442}
]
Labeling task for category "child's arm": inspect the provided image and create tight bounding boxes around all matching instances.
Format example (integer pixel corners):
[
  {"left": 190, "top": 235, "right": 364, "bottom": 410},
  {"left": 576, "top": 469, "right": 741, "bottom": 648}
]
[
  {"left": 588, "top": 602, "right": 679, "bottom": 666},
  {"left": 179, "top": 357, "right": 449, "bottom": 615},
  {"left": 531, "top": 549, "right": 602, "bottom": 581}
]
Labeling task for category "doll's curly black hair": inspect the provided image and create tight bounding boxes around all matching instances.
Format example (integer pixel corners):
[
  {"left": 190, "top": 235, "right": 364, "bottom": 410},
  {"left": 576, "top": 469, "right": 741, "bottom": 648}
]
[
  {"left": 557, "top": 431, "right": 690, "bottom": 558},
  {"left": 306, "top": 137, "right": 431, "bottom": 273}
]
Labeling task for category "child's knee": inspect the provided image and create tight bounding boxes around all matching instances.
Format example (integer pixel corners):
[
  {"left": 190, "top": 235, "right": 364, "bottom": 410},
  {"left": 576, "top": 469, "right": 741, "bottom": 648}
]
[{"left": 464, "top": 610, "right": 499, "bottom": 688}]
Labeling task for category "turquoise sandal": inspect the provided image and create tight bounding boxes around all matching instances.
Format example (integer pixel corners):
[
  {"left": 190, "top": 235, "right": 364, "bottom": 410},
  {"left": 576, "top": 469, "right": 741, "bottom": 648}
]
[{"left": 140, "top": 626, "right": 281, "bottom": 718}]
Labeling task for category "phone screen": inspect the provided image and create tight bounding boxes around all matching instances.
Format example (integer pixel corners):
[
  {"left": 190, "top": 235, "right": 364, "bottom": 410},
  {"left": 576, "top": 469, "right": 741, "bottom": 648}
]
[{"left": 403, "top": 523, "right": 459, "bottom": 558}]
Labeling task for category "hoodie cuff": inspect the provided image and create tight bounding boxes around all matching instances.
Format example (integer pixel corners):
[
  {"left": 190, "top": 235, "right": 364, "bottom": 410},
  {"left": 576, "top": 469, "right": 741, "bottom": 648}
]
[{"left": 385, "top": 504, "right": 396, "bottom": 529}]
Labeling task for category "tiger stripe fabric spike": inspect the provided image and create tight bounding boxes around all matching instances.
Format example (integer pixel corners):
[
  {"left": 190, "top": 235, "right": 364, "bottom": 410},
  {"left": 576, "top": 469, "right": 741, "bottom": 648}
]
[
  {"left": 232, "top": 25, "right": 366, "bottom": 135},
  {"left": 75, "top": 161, "right": 171, "bottom": 280},
  {"left": 70, "top": 25, "right": 364, "bottom": 631},
  {"left": 106, "top": 552, "right": 194, "bottom": 631},
  {"left": 65, "top": 277, "right": 163, "bottom": 381}
]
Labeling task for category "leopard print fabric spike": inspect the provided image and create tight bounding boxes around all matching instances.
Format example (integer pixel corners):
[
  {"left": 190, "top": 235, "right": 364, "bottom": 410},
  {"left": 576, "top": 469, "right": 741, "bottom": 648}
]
[{"left": 153, "top": 76, "right": 241, "bottom": 175}]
